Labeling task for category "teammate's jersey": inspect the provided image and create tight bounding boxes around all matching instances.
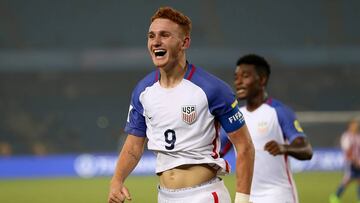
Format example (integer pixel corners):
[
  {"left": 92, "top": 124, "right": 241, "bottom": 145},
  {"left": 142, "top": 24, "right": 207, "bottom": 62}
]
[
  {"left": 240, "top": 98, "right": 305, "bottom": 203},
  {"left": 341, "top": 131, "right": 360, "bottom": 166},
  {"left": 125, "top": 63, "right": 245, "bottom": 175}
]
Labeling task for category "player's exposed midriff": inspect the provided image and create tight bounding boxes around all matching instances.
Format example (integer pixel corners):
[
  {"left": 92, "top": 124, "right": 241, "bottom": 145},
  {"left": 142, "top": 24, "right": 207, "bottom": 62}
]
[{"left": 158, "top": 164, "right": 217, "bottom": 189}]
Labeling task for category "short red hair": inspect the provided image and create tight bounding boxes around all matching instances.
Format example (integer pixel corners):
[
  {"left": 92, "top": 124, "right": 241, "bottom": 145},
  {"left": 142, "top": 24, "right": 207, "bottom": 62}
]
[{"left": 151, "top": 7, "right": 192, "bottom": 36}]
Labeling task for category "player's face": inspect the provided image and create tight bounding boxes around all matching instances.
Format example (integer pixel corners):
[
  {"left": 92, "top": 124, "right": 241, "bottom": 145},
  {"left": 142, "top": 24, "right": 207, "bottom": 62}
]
[
  {"left": 234, "top": 64, "right": 262, "bottom": 100},
  {"left": 147, "top": 18, "right": 189, "bottom": 69},
  {"left": 349, "top": 121, "right": 359, "bottom": 133}
]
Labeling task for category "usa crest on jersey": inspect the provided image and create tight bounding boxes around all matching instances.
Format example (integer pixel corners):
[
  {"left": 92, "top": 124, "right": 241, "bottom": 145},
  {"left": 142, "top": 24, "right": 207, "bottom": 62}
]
[{"left": 182, "top": 105, "right": 197, "bottom": 125}]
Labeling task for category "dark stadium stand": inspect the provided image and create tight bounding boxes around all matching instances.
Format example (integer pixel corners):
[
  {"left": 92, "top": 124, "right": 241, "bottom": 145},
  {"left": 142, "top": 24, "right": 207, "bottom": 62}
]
[{"left": 0, "top": 0, "right": 360, "bottom": 154}]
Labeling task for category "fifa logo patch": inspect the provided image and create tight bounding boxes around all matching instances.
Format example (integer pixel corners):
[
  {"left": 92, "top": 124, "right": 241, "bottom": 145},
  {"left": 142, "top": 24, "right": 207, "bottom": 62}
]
[{"left": 182, "top": 105, "right": 197, "bottom": 125}]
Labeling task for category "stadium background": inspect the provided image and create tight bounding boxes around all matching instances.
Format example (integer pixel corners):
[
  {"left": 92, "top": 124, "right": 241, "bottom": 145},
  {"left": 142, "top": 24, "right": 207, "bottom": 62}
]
[{"left": 0, "top": 0, "right": 360, "bottom": 202}]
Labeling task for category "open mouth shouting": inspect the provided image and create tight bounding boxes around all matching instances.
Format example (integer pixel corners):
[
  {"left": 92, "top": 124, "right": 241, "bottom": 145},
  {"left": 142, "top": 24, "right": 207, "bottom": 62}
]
[{"left": 154, "top": 49, "right": 167, "bottom": 58}]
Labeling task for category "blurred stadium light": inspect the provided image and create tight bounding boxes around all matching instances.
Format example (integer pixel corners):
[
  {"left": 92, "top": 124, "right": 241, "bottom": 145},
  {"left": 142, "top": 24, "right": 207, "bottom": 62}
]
[
  {"left": 1, "top": 47, "right": 360, "bottom": 71},
  {"left": 297, "top": 111, "right": 360, "bottom": 123}
]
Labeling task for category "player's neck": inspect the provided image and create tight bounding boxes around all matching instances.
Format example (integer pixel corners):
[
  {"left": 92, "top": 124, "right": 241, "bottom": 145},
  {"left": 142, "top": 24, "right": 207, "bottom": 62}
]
[
  {"left": 246, "top": 91, "right": 268, "bottom": 112},
  {"left": 159, "top": 59, "right": 187, "bottom": 88}
]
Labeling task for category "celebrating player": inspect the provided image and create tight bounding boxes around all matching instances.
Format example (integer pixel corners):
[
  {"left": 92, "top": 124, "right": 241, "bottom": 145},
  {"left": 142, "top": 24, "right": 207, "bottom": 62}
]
[
  {"left": 222, "top": 54, "right": 313, "bottom": 203},
  {"left": 108, "top": 7, "right": 254, "bottom": 203}
]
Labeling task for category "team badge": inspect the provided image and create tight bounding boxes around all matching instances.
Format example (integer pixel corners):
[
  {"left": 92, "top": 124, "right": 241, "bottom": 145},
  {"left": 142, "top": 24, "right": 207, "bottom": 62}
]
[
  {"left": 182, "top": 105, "right": 197, "bottom": 125},
  {"left": 257, "top": 121, "right": 268, "bottom": 134}
]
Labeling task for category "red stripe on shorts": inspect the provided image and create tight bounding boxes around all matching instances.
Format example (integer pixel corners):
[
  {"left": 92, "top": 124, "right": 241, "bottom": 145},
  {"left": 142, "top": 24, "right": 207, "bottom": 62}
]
[{"left": 212, "top": 192, "right": 219, "bottom": 203}]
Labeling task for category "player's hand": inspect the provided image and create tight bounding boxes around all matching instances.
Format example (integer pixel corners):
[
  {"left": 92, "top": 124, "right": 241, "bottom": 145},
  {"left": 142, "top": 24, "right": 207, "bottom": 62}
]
[
  {"left": 108, "top": 180, "right": 131, "bottom": 203},
  {"left": 264, "top": 140, "right": 286, "bottom": 156}
]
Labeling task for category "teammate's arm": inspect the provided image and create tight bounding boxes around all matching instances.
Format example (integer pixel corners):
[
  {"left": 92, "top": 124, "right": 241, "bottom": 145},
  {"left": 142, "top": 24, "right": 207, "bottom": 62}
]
[
  {"left": 264, "top": 137, "right": 313, "bottom": 160},
  {"left": 108, "top": 134, "right": 146, "bottom": 203},
  {"left": 227, "top": 124, "right": 255, "bottom": 197}
]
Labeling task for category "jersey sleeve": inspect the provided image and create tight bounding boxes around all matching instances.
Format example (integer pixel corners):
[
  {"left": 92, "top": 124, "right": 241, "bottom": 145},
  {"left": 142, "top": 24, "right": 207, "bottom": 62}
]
[
  {"left": 124, "top": 71, "right": 158, "bottom": 137},
  {"left": 185, "top": 66, "right": 245, "bottom": 133},
  {"left": 272, "top": 100, "right": 306, "bottom": 143},
  {"left": 217, "top": 100, "right": 245, "bottom": 133},
  {"left": 124, "top": 91, "right": 146, "bottom": 137},
  {"left": 205, "top": 76, "right": 245, "bottom": 133},
  {"left": 125, "top": 103, "right": 146, "bottom": 137}
]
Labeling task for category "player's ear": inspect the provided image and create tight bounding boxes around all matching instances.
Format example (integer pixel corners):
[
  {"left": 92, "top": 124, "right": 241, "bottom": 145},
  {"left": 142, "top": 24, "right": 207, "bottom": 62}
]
[
  {"left": 260, "top": 75, "right": 267, "bottom": 86},
  {"left": 182, "top": 36, "right": 190, "bottom": 49}
]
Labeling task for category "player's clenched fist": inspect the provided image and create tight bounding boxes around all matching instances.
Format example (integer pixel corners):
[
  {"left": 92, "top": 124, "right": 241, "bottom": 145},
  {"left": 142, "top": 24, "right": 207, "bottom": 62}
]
[
  {"left": 264, "top": 140, "right": 286, "bottom": 156},
  {"left": 108, "top": 181, "right": 131, "bottom": 203}
]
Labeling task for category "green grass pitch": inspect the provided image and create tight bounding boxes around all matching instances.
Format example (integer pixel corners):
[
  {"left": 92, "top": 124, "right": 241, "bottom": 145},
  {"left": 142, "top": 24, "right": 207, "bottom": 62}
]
[{"left": 0, "top": 172, "right": 357, "bottom": 203}]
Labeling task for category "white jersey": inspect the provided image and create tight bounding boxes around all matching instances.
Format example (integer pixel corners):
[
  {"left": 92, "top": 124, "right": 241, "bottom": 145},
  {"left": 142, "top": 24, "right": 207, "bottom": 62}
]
[
  {"left": 341, "top": 131, "right": 360, "bottom": 165},
  {"left": 125, "top": 63, "right": 245, "bottom": 175},
  {"left": 240, "top": 98, "right": 306, "bottom": 203}
]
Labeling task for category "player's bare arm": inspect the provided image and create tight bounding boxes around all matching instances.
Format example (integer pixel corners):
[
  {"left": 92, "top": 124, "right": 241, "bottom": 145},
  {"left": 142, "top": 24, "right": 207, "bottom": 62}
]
[
  {"left": 227, "top": 124, "right": 254, "bottom": 195},
  {"left": 108, "top": 135, "right": 146, "bottom": 203},
  {"left": 264, "top": 137, "right": 313, "bottom": 160}
]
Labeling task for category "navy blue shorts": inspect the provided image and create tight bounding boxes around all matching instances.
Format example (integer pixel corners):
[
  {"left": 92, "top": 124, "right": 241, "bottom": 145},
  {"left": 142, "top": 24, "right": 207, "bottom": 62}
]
[{"left": 349, "top": 164, "right": 360, "bottom": 178}]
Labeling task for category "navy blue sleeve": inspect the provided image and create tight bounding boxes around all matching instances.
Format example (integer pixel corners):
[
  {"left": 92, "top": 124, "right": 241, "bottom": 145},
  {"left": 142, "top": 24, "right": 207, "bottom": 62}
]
[
  {"left": 124, "top": 96, "right": 146, "bottom": 137},
  {"left": 190, "top": 67, "right": 245, "bottom": 133},
  {"left": 271, "top": 99, "right": 306, "bottom": 143},
  {"left": 124, "top": 71, "right": 157, "bottom": 137}
]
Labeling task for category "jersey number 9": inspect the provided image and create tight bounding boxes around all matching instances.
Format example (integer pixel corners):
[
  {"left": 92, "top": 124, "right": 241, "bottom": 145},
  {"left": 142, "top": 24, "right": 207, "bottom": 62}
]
[{"left": 164, "top": 129, "right": 176, "bottom": 150}]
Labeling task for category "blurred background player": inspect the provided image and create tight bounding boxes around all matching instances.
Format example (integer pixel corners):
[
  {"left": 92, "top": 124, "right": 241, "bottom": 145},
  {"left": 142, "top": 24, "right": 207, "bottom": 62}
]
[
  {"left": 0, "top": 141, "right": 13, "bottom": 156},
  {"left": 330, "top": 119, "right": 360, "bottom": 203},
  {"left": 108, "top": 7, "right": 254, "bottom": 203},
  {"left": 221, "top": 54, "right": 313, "bottom": 203}
]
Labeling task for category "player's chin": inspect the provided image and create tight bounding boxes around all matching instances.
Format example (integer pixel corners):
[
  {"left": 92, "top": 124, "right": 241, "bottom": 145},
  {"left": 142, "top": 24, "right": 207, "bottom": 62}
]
[
  {"left": 152, "top": 58, "right": 168, "bottom": 68},
  {"left": 236, "top": 93, "right": 247, "bottom": 100},
  {"left": 236, "top": 89, "right": 247, "bottom": 99}
]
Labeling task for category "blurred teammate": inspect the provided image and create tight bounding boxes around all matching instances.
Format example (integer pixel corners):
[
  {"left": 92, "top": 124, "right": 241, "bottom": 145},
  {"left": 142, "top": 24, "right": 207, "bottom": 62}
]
[
  {"left": 222, "top": 54, "right": 313, "bottom": 203},
  {"left": 108, "top": 7, "right": 254, "bottom": 203},
  {"left": 330, "top": 119, "right": 360, "bottom": 203},
  {"left": 0, "top": 141, "right": 12, "bottom": 156}
]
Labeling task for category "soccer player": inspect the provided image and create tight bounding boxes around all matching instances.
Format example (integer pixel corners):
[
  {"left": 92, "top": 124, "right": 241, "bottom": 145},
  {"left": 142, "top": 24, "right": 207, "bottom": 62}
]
[
  {"left": 222, "top": 54, "right": 313, "bottom": 203},
  {"left": 329, "top": 119, "right": 360, "bottom": 203},
  {"left": 107, "top": 7, "right": 255, "bottom": 203}
]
